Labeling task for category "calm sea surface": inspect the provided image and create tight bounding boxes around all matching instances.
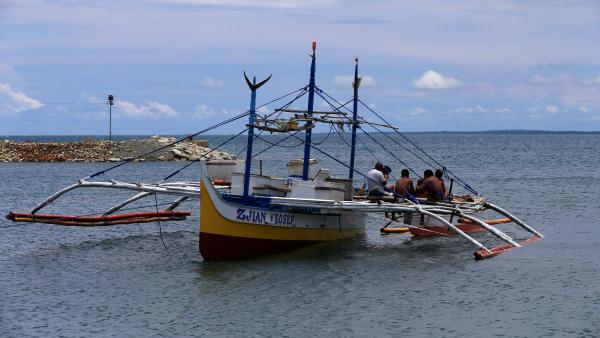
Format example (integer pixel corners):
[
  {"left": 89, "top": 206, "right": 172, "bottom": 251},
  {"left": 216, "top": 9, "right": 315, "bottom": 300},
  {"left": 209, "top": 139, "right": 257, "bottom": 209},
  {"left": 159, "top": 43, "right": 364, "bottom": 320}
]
[{"left": 1, "top": 133, "right": 599, "bottom": 337}]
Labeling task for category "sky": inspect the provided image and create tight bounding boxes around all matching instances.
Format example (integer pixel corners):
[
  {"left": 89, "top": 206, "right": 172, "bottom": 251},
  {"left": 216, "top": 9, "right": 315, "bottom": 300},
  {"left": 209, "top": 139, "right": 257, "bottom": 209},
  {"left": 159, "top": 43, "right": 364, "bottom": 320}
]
[{"left": 1, "top": 0, "right": 599, "bottom": 135}]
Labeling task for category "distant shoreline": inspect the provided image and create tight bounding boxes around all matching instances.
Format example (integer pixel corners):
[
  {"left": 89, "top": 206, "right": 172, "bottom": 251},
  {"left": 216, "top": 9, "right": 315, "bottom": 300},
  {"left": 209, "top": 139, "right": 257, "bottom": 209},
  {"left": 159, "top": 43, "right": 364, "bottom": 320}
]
[{"left": 1, "top": 130, "right": 599, "bottom": 139}]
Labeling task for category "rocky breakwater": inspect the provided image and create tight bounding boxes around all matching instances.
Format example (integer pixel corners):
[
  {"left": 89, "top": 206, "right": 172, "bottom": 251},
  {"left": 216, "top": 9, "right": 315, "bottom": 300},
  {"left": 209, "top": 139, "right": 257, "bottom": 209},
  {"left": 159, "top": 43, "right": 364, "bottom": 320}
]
[{"left": 0, "top": 136, "right": 234, "bottom": 162}]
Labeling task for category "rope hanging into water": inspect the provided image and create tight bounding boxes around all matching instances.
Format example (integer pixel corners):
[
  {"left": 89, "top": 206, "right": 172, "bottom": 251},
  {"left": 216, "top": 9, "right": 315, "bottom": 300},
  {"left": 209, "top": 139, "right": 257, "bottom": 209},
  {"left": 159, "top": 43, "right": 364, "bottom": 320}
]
[{"left": 154, "top": 193, "right": 167, "bottom": 248}]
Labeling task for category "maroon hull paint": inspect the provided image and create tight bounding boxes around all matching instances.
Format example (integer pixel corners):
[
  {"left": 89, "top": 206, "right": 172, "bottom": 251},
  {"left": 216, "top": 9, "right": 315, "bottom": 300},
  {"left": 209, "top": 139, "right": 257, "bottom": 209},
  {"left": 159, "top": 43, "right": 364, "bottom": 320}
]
[
  {"left": 409, "top": 223, "right": 484, "bottom": 237},
  {"left": 199, "top": 232, "right": 318, "bottom": 261}
]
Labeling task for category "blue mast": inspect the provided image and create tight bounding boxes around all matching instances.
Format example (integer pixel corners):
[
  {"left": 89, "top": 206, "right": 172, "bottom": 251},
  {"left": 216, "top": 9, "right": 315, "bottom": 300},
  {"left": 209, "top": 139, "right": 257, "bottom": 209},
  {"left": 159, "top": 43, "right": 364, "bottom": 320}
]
[
  {"left": 302, "top": 41, "right": 317, "bottom": 181},
  {"left": 243, "top": 72, "right": 271, "bottom": 200},
  {"left": 349, "top": 58, "right": 361, "bottom": 180}
]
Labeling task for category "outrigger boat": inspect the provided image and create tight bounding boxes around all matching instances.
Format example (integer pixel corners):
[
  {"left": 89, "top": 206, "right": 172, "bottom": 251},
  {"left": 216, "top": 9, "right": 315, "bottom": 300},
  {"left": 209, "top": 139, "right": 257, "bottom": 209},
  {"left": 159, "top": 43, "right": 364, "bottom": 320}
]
[{"left": 6, "top": 42, "right": 543, "bottom": 261}]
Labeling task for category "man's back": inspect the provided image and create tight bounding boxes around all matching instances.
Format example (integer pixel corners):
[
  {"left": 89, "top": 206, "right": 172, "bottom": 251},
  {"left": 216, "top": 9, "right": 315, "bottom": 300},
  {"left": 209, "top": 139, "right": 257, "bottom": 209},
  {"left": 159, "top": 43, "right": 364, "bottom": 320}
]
[
  {"left": 394, "top": 177, "right": 414, "bottom": 197},
  {"left": 366, "top": 168, "right": 385, "bottom": 193},
  {"left": 424, "top": 176, "right": 445, "bottom": 201}
]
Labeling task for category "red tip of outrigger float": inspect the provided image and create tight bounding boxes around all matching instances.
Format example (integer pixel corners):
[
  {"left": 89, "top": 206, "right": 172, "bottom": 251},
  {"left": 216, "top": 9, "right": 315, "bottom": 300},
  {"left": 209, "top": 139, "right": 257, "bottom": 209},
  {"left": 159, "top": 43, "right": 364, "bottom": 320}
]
[{"left": 474, "top": 235, "right": 542, "bottom": 260}]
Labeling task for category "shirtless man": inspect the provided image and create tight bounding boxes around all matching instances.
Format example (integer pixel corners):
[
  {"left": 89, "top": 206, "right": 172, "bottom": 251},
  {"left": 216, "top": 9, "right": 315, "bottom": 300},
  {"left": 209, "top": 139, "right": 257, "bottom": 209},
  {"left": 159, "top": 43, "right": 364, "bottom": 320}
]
[
  {"left": 435, "top": 169, "right": 448, "bottom": 196},
  {"left": 394, "top": 169, "right": 415, "bottom": 198},
  {"left": 416, "top": 169, "right": 445, "bottom": 201}
]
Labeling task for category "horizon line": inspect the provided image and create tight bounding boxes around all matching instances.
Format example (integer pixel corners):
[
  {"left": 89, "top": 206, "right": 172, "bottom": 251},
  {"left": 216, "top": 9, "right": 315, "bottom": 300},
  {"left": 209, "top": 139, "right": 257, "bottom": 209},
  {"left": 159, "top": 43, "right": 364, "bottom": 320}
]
[{"left": 2, "top": 129, "right": 600, "bottom": 137}]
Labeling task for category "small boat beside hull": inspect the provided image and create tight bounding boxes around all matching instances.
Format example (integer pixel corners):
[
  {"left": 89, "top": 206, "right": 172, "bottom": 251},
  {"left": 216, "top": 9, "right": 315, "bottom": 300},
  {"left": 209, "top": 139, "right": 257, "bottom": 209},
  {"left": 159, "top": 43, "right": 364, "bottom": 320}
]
[
  {"left": 199, "top": 179, "right": 365, "bottom": 260},
  {"left": 409, "top": 223, "right": 485, "bottom": 237},
  {"left": 408, "top": 218, "right": 512, "bottom": 237}
]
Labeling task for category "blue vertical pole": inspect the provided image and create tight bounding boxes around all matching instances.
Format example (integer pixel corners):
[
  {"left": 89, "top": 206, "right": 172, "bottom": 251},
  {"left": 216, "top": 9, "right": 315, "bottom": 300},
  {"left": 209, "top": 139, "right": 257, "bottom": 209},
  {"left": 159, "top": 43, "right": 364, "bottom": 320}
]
[
  {"left": 243, "top": 77, "right": 257, "bottom": 200},
  {"left": 302, "top": 41, "right": 317, "bottom": 181},
  {"left": 349, "top": 58, "right": 360, "bottom": 180}
]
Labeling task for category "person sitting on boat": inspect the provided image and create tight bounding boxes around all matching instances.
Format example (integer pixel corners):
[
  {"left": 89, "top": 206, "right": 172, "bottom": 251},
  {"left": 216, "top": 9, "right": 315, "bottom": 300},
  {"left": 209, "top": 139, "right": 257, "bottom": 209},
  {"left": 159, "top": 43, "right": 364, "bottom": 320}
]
[
  {"left": 366, "top": 162, "right": 389, "bottom": 197},
  {"left": 435, "top": 169, "right": 448, "bottom": 196},
  {"left": 394, "top": 169, "right": 415, "bottom": 198},
  {"left": 415, "top": 170, "right": 431, "bottom": 198},
  {"left": 416, "top": 169, "right": 446, "bottom": 201}
]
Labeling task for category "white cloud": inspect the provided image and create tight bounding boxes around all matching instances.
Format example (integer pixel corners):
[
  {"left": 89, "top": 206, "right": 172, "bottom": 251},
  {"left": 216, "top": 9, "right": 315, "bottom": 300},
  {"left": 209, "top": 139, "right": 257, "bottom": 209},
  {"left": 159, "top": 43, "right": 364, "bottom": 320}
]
[
  {"left": 360, "top": 76, "right": 377, "bottom": 88},
  {"left": 257, "top": 106, "right": 270, "bottom": 115},
  {"left": 455, "top": 105, "right": 488, "bottom": 113},
  {"left": 0, "top": 81, "right": 44, "bottom": 116},
  {"left": 410, "top": 106, "right": 427, "bottom": 116},
  {"left": 333, "top": 75, "right": 377, "bottom": 89},
  {"left": 199, "top": 77, "right": 225, "bottom": 89},
  {"left": 414, "top": 70, "right": 462, "bottom": 90},
  {"left": 189, "top": 104, "right": 237, "bottom": 120},
  {"left": 114, "top": 100, "right": 179, "bottom": 119},
  {"left": 494, "top": 107, "right": 511, "bottom": 113},
  {"left": 579, "top": 105, "right": 589, "bottom": 113},
  {"left": 190, "top": 104, "right": 216, "bottom": 120},
  {"left": 545, "top": 105, "right": 559, "bottom": 113}
]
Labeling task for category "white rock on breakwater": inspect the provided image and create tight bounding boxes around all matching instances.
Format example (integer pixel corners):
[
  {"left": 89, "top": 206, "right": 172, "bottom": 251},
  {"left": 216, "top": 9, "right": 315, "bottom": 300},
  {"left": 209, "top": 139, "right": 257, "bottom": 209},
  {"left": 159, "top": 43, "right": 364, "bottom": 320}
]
[{"left": 0, "top": 136, "right": 234, "bottom": 162}]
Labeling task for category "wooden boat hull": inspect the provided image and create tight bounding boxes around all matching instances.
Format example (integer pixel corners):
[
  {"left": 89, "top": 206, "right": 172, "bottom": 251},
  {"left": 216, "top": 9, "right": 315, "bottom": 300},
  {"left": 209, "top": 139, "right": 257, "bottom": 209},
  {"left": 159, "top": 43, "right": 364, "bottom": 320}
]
[{"left": 199, "top": 179, "right": 366, "bottom": 260}]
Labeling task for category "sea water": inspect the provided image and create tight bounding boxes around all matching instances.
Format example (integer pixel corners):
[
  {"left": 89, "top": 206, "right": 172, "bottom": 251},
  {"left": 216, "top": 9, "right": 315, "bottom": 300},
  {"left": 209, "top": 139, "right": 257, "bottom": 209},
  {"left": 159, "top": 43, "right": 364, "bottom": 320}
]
[{"left": 1, "top": 132, "right": 599, "bottom": 336}]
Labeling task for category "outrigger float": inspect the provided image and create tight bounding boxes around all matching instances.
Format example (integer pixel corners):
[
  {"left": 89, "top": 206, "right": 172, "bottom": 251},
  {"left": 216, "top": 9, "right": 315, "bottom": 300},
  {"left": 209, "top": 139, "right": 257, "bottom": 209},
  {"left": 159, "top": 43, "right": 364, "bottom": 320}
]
[{"left": 6, "top": 42, "right": 543, "bottom": 261}]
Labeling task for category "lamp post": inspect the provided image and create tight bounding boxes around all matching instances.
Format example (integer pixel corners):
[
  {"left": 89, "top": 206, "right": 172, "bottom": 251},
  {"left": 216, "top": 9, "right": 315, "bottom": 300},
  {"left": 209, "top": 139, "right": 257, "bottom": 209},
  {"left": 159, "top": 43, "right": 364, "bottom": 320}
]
[{"left": 108, "top": 95, "right": 114, "bottom": 142}]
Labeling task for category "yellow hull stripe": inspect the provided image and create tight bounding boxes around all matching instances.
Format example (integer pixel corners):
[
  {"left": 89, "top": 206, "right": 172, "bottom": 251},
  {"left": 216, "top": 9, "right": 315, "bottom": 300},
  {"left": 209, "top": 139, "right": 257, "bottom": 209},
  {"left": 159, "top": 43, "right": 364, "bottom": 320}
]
[{"left": 200, "top": 181, "right": 362, "bottom": 241}]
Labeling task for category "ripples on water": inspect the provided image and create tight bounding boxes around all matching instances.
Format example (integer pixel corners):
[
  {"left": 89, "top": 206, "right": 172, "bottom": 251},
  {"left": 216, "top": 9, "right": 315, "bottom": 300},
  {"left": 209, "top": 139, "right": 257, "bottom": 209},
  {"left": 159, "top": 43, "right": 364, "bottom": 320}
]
[{"left": 1, "top": 133, "right": 599, "bottom": 336}]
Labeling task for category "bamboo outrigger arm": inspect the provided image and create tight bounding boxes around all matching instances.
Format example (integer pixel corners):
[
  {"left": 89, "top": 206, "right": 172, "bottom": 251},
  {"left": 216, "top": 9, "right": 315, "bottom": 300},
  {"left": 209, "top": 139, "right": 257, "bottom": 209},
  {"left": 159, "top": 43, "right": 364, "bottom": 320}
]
[
  {"left": 104, "top": 191, "right": 153, "bottom": 215},
  {"left": 104, "top": 182, "right": 198, "bottom": 214},
  {"left": 30, "top": 181, "right": 83, "bottom": 214},
  {"left": 485, "top": 202, "right": 543, "bottom": 238},
  {"left": 416, "top": 208, "right": 493, "bottom": 255},
  {"left": 166, "top": 196, "right": 190, "bottom": 211},
  {"left": 269, "top": 197, "right": 540, "bottom": 259},
  {"left": 450, "top": 209, "right": 521, "bottom": 247},
  {"left": 30, "top": 179, "right": 201, "bottom": 215}
]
